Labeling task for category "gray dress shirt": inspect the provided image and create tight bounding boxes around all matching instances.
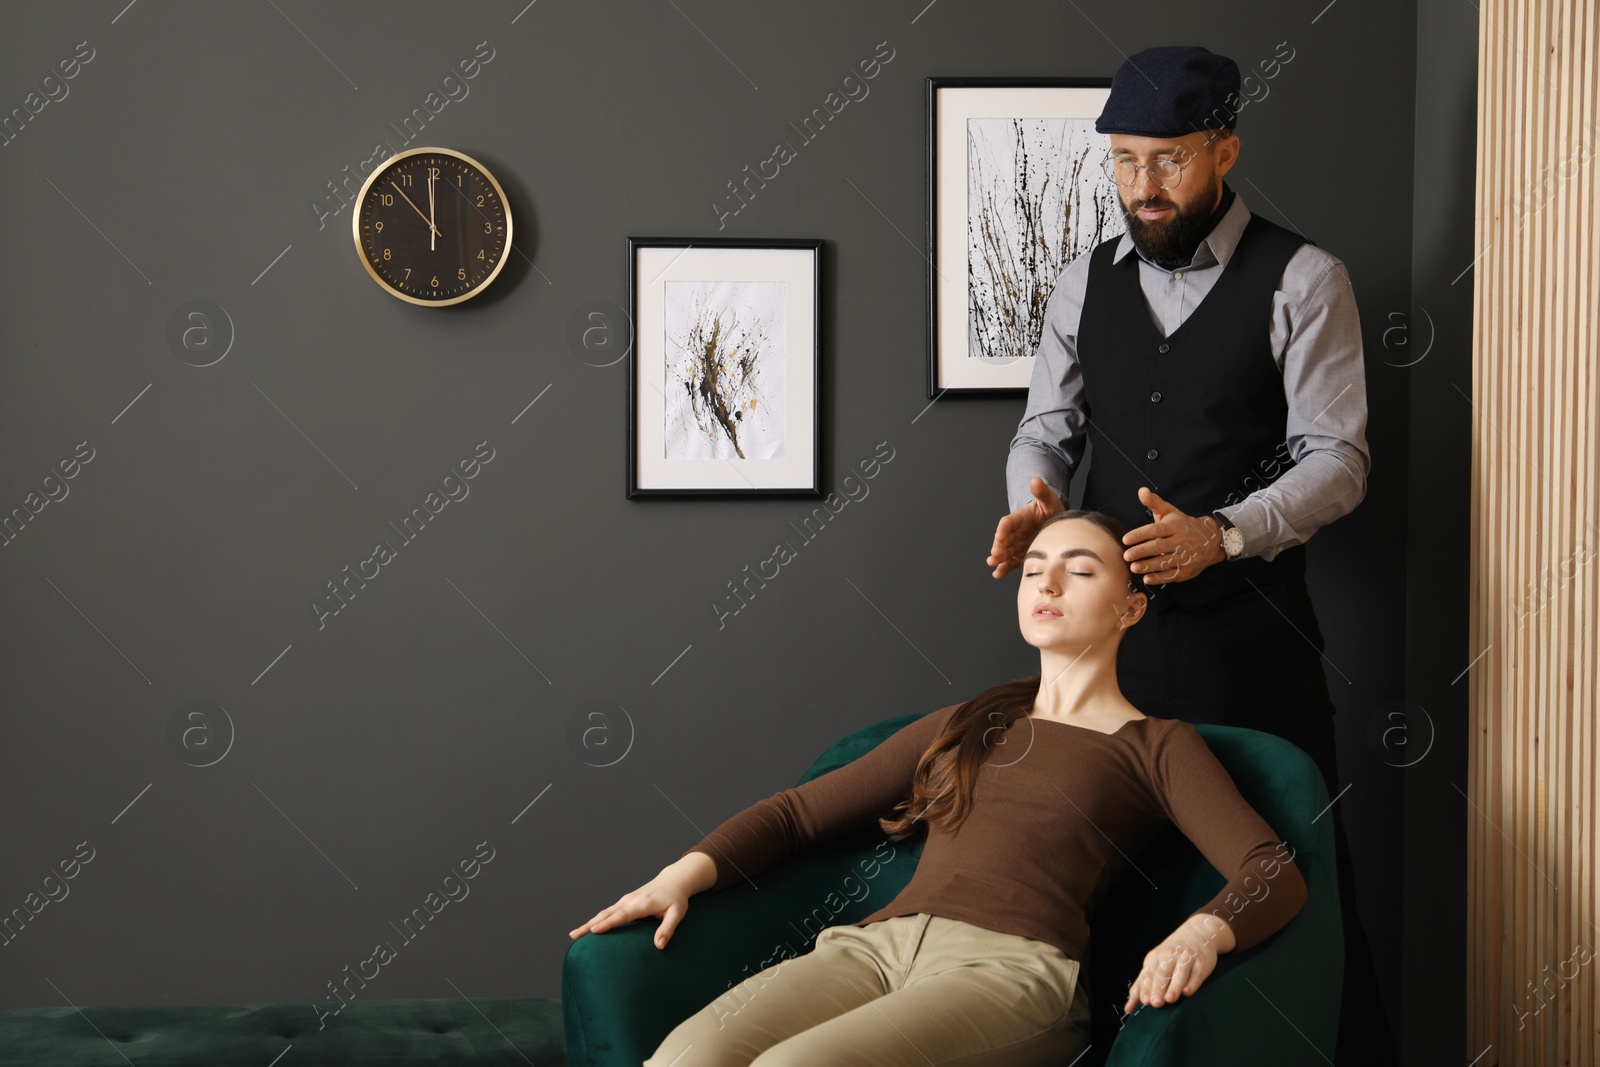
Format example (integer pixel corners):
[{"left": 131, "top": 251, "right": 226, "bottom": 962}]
[{"left": 1004, "top": 187, "right": 1370, "bottom": 562}]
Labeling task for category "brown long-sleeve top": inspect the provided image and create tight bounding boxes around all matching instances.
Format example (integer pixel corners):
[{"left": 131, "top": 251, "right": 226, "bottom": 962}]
[{"left": 680, "top": 703, "right": 1308, "bottom": 963}]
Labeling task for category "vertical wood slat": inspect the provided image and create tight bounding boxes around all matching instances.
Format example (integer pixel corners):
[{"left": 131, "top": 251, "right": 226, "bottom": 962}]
[{"left": 1472, "top": 2, "right": 1600, "bottom": 1063}]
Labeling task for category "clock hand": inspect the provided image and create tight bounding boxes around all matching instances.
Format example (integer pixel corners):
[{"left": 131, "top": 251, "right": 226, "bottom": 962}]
[
  {"left": 389, "top": 180, "right": 442, "bottom": 240},
  {"left": 428, "top": 170, "right": 436, "bottom": 252}
]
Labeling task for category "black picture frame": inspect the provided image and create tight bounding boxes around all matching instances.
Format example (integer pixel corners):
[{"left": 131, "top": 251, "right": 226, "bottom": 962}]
[
  {"left": 627, "top": 236, "right": 823, "bottom": 498},
  {"left": 926, "top": 76, "right": 1118, "bottom": 399}
]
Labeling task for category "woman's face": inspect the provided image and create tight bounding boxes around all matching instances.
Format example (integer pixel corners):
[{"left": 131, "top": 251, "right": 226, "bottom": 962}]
[{"left": 1016, "top": 518, "right": 1145, "bottom": 652}]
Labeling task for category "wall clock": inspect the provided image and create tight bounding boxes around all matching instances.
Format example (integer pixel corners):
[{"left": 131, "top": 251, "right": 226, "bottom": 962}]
[{"left": 352, "top": 146, "right": 512, "bottom": 306}]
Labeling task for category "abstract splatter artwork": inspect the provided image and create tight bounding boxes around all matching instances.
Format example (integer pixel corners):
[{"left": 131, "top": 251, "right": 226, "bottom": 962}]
[
  {"left": 966, "top": 117, "right": 1123, "bottom": 363},
  {"left": 663, "top": 280, "right": 787, "bottom": 460}
]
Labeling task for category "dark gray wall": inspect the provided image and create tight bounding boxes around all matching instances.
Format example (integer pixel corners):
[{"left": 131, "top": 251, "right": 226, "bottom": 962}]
[
  {"left": 1400, "top": 0, "right": 1478, "bottom": 1063},
  {"left": 0, "top": 0, "right": 1456, "bottom": 1048}
]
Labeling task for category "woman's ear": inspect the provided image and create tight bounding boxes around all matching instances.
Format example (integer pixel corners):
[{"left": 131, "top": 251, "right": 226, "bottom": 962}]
[{"left": 1119, "top": 589, "right": 1149, "bottom": 629}]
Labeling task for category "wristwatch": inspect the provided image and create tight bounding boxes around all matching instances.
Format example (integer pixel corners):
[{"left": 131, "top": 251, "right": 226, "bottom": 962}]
[{"left": 1210, "top": 511, "right": 1244, "bottom": 561}]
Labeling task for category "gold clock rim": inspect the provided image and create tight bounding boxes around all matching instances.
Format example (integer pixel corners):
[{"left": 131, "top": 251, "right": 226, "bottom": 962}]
[{"left": 350, "top": 145, "right": 515, "bottom": 307}]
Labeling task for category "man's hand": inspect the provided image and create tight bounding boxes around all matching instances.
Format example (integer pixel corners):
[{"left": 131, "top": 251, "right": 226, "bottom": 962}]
[
  {"left": 988, "top": 477, "right": 1065, "bottom": 579},
  {"left": 1122, "top": 913, "right": 1233, "bottom": 1014},
  {"left": 1121, "top": 486, "right": 1226, "bottom": 586}
]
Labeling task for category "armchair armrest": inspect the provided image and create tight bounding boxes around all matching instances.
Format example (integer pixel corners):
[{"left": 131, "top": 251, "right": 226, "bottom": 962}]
[
  {"left": 561, "top": 827, "right": 919, "bottom": 1067},
  {"left": 1101, "top": 850, "right": 1343, "bottom": 1067}
]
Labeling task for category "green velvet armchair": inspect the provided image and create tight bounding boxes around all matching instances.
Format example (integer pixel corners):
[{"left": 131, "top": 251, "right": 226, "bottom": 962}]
[{"left": 562, "top": 714, "right": 1343, "bottom": 1066}]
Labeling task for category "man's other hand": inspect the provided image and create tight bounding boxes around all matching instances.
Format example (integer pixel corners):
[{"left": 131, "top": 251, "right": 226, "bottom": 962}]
[
  {"left": 1121, "top": 486, "right": 1226, "bottom": 585},
  {"left": 988, "top": 477, "right": 1065, "bottom": 579}
]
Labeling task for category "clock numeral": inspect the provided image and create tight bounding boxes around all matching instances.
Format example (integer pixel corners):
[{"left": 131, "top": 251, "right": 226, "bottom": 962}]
[
  {"left": 476, "top": 194, "right": 485, "bottom": 207},
  {"left": 383, "top": 248, "right": 391, "bottom": 260},
  {"left": 431, "top": 275, "right": 440, "bottom": 287},
  {"left": 428, "top": 167, "right": 440, "bottom": 179},
  {"left": 403, "top": 268, "right": 412, "bottom": 279},
  {"left": 457, "top": 174, "right": 463, "bottom": 186},
  {"left": 374, "top": 221, "right": 383, "bottom": 232},
  {"left": 484, "top": 221, "right": 493, "bottom": 234},
  {"left": 458, "top": 268, "right": 467, "bottom": 281},
  {"left": 380, "top": 193, "right": 394, "bottom": 206},
  {"left": 476, "top": 249, "right": 485, "bottom": 260},
  {"left": 401, "top": 173, "right": 412, "bottom": 186}
]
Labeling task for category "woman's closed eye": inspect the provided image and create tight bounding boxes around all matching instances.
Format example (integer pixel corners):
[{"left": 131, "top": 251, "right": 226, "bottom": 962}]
[{"left": 1024, "top": 571, "right": 1094, "bottom": 578}]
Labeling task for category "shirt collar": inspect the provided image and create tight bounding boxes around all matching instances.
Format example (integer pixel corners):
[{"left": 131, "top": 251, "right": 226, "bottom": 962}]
[{"left": 1113, "top": 184, "right": 1250, "bottom": 271}]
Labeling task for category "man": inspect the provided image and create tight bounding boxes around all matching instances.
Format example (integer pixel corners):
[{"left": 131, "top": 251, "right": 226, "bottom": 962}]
[{"left": 987, "top": 45, "right": 1394, "bottom": 1065}]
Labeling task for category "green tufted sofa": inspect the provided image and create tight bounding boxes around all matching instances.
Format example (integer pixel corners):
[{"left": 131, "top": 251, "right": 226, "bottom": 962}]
[
  {"left": 0, "top": 994, "right": 567, "bottom": 1065},
  {"left": 563, "top": 713, "right": 1344, "bottom": 1066}
]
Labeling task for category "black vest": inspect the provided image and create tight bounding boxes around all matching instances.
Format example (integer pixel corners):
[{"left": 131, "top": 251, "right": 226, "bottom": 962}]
[{"left": 1078, "top": 213, "right": 1310, "bottom": 608}]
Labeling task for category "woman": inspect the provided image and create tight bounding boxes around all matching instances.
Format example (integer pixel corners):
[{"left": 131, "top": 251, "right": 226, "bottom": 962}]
[{"left": 570, "top": 509, "right": 1308, "bottom": 1066}]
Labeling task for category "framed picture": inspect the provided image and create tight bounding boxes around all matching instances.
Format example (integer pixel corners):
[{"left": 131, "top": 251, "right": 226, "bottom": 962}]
[
  {"left": 927, "top": 76, "right": 1122, "bottom": 398},
  {"left": 628, "top": 237, "right": 822, "bottom": 498}
]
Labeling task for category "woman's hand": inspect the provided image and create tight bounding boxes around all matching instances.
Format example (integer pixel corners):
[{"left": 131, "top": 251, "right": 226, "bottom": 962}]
[
  {"left": 1121, "top": 913, "right": 1233, "bottom": 1014},
  {"left": 988, "top": 477, "right": 1064, "bottom": 579},
  {"left": 568, "top": 854, "right": 714, "bottom": 950}
]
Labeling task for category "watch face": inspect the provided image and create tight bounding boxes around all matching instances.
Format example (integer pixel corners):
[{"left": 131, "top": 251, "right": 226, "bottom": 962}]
[{"left": 353, "top": 147, "right": 512, "bottom": 306}]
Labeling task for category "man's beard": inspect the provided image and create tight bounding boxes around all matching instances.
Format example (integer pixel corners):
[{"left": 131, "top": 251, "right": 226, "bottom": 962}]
[{"left": 1120, "top": 169, "right": 1222, "bottom": 265}]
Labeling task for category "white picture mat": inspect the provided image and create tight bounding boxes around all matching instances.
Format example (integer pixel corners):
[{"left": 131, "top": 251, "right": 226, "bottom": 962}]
[
  {"left": 935, "top": 85, "right": 1111, "bottom": 389},
  {"left": 635, "top": 245, "right": 816, "bottom": 489}
]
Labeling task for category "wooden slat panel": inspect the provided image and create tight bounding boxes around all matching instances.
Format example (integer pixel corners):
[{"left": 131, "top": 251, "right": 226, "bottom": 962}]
[{"left": 1472, "top": 1, "right": 1600, "bottom": 1063}]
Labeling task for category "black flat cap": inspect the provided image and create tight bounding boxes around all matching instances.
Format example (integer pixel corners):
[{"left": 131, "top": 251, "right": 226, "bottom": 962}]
[{"left": 1095, "top": 45, "right": 1241, "bottom": 138}]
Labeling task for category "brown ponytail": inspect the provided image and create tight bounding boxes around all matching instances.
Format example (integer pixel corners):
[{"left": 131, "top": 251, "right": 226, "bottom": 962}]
[{"left": 878, "top": 675, "right": 1041, "bottom": 840}]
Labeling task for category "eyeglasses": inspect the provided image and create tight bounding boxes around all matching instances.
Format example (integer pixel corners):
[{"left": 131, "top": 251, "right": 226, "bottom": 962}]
[{"left": 1100, "top": 153, "right": 1195, "bottom": 190}]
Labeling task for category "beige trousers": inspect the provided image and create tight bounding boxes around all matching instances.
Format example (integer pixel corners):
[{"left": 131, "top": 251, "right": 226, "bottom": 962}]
[{"left": 643, "top": 911, "right": 1093, "bottom": 1067}]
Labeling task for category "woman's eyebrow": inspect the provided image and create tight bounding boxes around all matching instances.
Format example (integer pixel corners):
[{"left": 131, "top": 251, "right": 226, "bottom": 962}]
[{"left": 1023, "top": 547, "right": 1104, "bottom": 563}]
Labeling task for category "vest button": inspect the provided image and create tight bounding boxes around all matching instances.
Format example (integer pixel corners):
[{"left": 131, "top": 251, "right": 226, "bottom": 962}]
[
  {"left": 1150, "top": 391, "right": 1162, "bottom": 402},
  {"left": 1173, "top": 271, "right": 1184, "bottom": 280},
  {"left": 1146, "top": 449, "right": 1159, "bottom": 460},
  {"left": 1158, "top": 343, "right": 1171, "bottom": 353}
]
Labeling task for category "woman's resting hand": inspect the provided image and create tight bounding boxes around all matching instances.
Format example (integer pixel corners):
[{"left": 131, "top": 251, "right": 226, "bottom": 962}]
[
  {"left": 1121, "top": 912, "right": 1235, "bottom": 1014},
  {"left": 568, "top": 852, "right": 715, "bottom": 950}
]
